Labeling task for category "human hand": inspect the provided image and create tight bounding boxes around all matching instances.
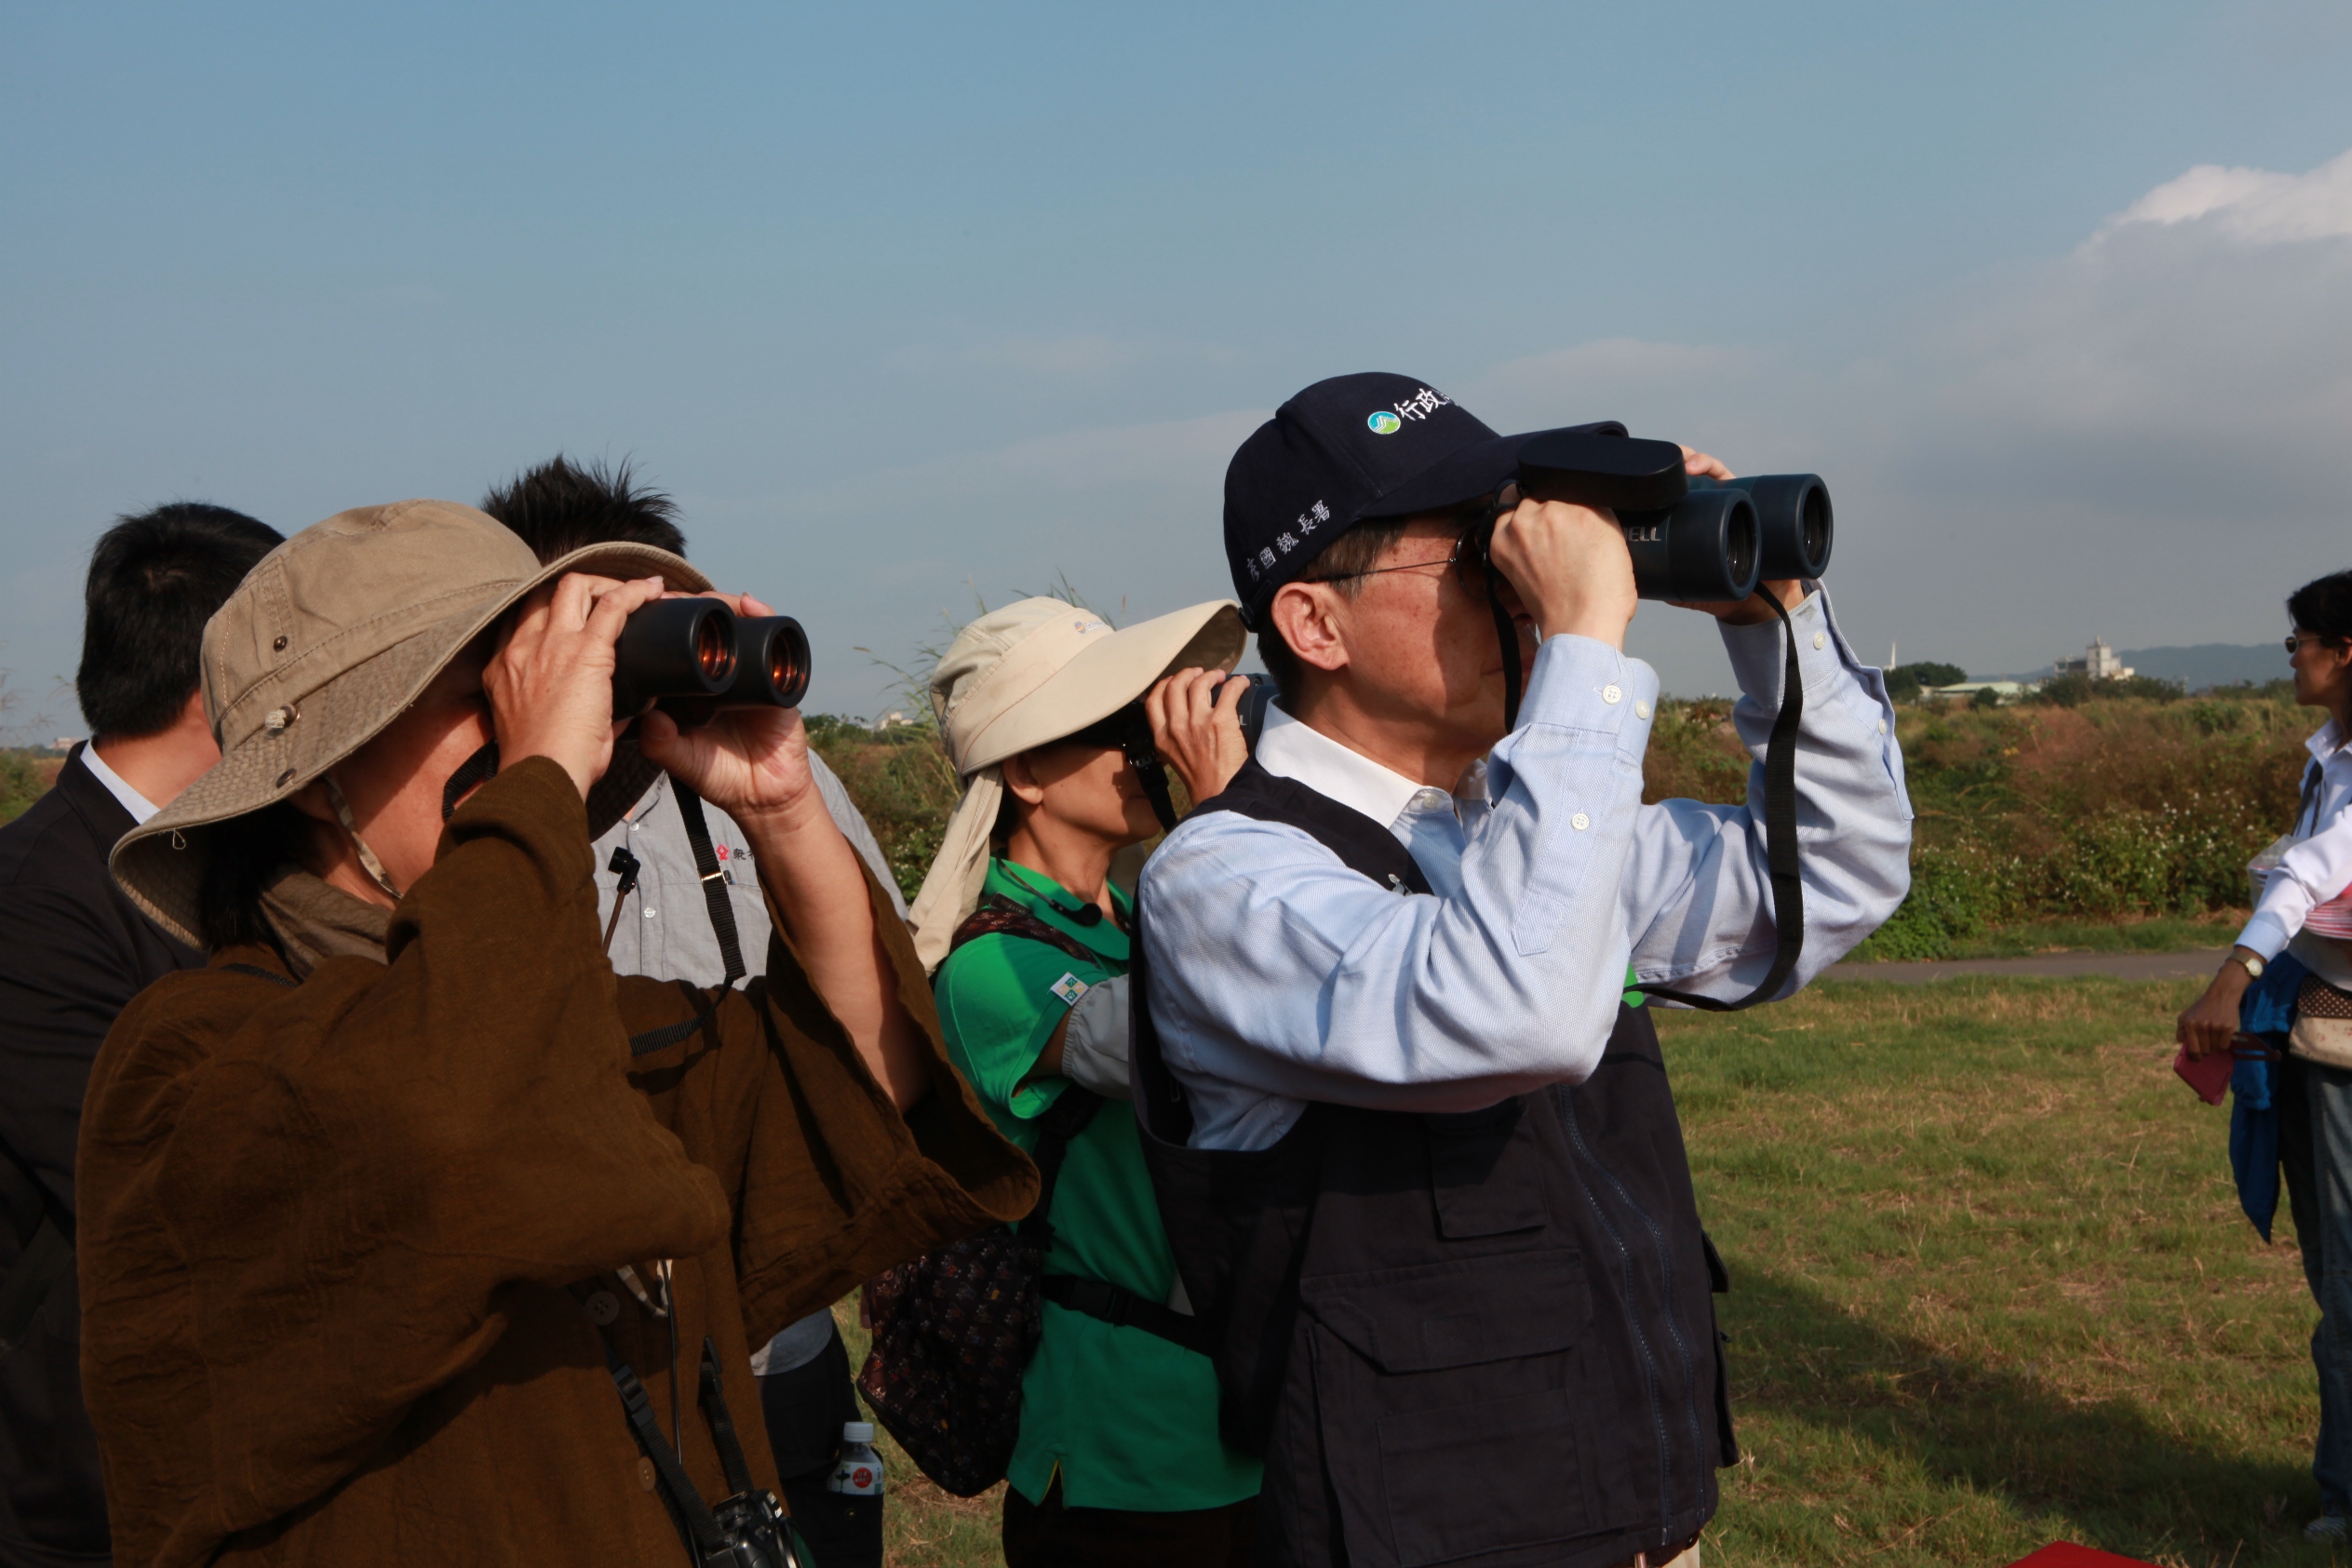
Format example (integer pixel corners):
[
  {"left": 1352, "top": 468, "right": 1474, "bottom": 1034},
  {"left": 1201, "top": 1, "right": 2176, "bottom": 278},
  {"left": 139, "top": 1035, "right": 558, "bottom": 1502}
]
[
  {"left": 637, "top": 593, "right": 826, "bottom": 834},
  {"left": 488, "top": 573, "right": 669, "bottom": 798},
  {"left": 2176, "top": 956, "right": 2256, "bottom": 1059},
  {"left": 1485, "top": 496, "right": 1638, "bottom": 650},
  {"left": 1149, "top": 666, "right": 1250, "bottom": 805},
  {"left": 1673, "top": 579, "right": 1810, "bottom": 626}
]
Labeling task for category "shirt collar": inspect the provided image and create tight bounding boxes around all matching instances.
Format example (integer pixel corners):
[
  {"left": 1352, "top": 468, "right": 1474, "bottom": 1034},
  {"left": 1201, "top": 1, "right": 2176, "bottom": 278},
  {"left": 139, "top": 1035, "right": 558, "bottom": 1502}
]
[
  {"left": 985, "top": 858, "right": 1131, "bottom": 962},
  {"left": 2312, "top": 720, "right": 2351, "bottom": 764},
  {"left": 1254, "top": 703, "right": 1464, "bottom": 831},
  {"left": 78, "top": 745, "right": 161, "bottom": 825}
]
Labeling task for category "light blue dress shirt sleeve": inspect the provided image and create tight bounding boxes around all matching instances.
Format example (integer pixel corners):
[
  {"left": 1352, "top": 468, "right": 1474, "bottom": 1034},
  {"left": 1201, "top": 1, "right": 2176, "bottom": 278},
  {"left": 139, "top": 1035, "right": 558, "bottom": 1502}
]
[
  {"left": 1624, "top": 589, "right": 1912, "bottom": 998},
  {"left": 1142, "top": 634, "right": 1662, "bottom": 1135},
  {"left": 1141, "top": 589, "right": 1913, "bottom": 1152}
]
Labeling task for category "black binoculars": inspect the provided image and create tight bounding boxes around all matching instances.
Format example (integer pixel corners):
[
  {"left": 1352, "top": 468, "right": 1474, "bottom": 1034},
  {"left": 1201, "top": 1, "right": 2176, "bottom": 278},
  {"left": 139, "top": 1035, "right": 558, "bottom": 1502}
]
[
  {"left": 610, "top": 599, "right": 812, "bottom": 724},
  {"left": 1509, "top": 429, "right": 1833, "bottom": 602}
]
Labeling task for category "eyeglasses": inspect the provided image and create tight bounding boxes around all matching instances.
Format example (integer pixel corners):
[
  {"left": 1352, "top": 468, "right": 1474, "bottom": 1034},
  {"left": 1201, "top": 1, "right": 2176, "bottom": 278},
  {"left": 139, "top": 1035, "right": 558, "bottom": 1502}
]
[
  {"left": 1304, "top": 497, "right": 1503, "bottom": 586},
  {"left": 1305, "top": 536, "right": 1473, "bottom": 584},
  {"left": 2287, "top": 633, "right": 2343, "bottom": 655}
]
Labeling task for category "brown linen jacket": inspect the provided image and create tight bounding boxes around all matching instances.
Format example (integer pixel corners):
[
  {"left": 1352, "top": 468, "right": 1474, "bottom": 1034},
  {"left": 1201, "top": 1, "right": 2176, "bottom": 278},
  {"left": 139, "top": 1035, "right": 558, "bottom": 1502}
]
[{"left": 76, "top": 757, "right": 1037, "bottom": 1567}]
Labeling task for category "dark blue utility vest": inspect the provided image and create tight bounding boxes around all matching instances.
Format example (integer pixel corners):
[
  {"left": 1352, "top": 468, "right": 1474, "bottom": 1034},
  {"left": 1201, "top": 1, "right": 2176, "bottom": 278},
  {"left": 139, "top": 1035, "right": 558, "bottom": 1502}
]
[{"left": 1133, "top": 760, "right": 1735, "bottom": 1568}]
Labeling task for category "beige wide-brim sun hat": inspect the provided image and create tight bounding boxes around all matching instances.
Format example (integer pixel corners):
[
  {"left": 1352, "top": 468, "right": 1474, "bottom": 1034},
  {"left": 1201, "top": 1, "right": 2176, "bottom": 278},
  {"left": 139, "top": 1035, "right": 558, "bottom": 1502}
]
[
  {"left": 907, "top": 595, "right": 1245, "bottom": 971},
  {"left": 113, "top": 499, "right": 712, "bottom": 949}
]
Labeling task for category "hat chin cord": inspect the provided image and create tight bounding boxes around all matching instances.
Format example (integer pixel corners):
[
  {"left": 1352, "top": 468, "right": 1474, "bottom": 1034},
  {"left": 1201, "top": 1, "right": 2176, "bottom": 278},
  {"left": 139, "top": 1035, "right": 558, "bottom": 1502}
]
[{"left": 323, "top": 772, "right": 405, "bottom": 904}]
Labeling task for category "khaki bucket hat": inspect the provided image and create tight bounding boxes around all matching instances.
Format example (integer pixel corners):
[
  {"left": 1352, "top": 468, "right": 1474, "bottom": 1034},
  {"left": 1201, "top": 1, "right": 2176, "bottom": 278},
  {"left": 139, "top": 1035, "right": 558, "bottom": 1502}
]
[
  {"left": 907, "top": 596, "right": 1244, "bottom": 970},
  {"left": 112, "top": 499, "right": 711, "bottom": 948}
]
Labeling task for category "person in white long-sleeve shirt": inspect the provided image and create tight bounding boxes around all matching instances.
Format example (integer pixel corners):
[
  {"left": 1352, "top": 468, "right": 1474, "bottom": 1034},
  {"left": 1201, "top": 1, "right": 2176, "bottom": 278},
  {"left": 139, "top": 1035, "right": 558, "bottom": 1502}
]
[
  {"left": 2178, "top": 571, "right": 2352, "bottom": 1545},
  {"left": 1129, "top": 373, "right": 1912, "bottom": 1568}
]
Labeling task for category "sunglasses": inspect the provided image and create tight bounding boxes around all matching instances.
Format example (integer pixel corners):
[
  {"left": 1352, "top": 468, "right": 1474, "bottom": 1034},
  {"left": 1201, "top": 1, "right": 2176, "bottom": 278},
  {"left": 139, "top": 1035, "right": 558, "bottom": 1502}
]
[{"left": 2287, "top": 633, "right": 2345, "bottom": 655}]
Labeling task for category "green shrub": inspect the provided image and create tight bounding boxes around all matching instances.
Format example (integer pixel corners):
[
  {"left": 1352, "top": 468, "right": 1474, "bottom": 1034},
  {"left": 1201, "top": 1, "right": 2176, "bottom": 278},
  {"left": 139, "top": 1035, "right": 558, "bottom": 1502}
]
[{"left": 0, "top": 751, "right": 45, "bottom": 824}]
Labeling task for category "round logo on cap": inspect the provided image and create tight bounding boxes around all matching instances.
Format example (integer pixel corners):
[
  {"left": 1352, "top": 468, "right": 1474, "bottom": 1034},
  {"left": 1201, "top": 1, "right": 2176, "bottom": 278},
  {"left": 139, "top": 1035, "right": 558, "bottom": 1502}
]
[{"left": 1366, "top": 411, "right": 1403, "bottom": 436}]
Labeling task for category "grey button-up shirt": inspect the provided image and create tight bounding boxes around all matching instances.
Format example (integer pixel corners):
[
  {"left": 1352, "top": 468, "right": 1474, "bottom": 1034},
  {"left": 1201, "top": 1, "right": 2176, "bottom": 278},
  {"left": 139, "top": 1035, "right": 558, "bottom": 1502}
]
[{"left": 591, "top": 754, "right": 907, "bottom": 990}]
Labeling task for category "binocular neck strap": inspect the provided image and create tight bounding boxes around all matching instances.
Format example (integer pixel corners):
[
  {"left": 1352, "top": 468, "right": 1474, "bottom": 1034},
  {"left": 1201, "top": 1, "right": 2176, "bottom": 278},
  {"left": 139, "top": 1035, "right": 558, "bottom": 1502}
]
[
  {"left": 440, "top": 742, "right": 502, "bottom": 823},
  {"left": 672, "top": 782, "right": 748, "bottom": 991},
  {"left": 1485, "top": 567, "right": 1526, "bottom": 734},
  {"left": 1634, "top": 592, "right": 1807, "bottom": 1012}
]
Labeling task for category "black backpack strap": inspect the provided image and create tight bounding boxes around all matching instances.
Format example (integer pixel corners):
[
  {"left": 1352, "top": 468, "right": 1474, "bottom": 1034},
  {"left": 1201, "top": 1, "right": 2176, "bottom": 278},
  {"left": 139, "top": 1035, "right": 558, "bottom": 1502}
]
[
  {"left": 1040, "top": 1273, "right": 1210, "bottom": 1354},
  {"left": 673, "top": 782, "right": 748, "bottom": 991},
  {"left": 1016, "top": 1084, "right": 1105, "bottom": 1242}
]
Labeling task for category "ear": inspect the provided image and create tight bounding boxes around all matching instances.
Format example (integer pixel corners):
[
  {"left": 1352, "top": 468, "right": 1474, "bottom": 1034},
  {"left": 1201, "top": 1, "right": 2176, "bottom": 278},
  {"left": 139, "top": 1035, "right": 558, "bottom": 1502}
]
[
  {"left": 1001, "top": 749, "right": 1047, "bottom": 807},
  {"left": 1269, "top": 581, "right": 1351, "bottom": 677}
]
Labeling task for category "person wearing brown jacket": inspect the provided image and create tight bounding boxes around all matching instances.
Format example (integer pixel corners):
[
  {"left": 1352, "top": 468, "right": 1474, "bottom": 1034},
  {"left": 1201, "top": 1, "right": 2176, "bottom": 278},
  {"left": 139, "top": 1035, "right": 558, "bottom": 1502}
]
[{"left": 79, "top": 500, "right": 1037, "bottom": 1567}]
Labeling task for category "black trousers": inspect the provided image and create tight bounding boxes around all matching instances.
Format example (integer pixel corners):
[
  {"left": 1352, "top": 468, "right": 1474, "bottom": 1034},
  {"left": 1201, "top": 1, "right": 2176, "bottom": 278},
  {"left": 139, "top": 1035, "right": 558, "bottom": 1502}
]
[
  {"left": 1002, "top": 1474, "right": 1257, "bottom": 1568},
  {"left": 758, "top": 1322, "right": 882, "bottom": 1568}
]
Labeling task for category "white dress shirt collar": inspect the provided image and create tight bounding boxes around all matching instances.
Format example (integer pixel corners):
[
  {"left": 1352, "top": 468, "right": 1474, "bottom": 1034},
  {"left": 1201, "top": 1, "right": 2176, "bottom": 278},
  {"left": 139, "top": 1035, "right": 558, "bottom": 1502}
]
[
  {"left": 2310, "top": 719, "right": 2351, "bottom": 765},
  {"left": 1255, "top": 702, "right": 1457, "bottom": 830},
  {"left": 79, "top": 745, "right": 161, "bottom": 825}
]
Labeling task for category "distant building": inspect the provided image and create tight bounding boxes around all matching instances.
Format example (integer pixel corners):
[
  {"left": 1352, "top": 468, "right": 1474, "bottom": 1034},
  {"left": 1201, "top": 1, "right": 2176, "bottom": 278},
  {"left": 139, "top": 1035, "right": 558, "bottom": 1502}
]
[
  {"left": 1931, "top": 681, "right": 2029, "bottom": 705},
  {"left": 873, "top": 710, "right": 911, "bottom": 731},
  {"left": 2053, "top": 637, "right": 2133, "bottom": 681},
  {"left": 51, "top": 736, "right": 85, "bottom": 752}
]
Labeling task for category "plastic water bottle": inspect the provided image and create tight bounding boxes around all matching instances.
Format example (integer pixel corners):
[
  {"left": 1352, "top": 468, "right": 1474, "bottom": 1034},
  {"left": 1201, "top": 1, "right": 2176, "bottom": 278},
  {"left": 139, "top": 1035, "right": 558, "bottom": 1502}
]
[{"left": 827, "top": 1422, "right": 884, "bottom": 1496}]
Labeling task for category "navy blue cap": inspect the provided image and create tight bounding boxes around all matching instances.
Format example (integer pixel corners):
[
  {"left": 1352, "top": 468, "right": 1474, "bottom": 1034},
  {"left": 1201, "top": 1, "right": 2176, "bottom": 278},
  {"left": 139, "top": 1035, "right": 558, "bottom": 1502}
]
[{"left": 1222, "top": 371, "right": 1624, "bottom": 628}]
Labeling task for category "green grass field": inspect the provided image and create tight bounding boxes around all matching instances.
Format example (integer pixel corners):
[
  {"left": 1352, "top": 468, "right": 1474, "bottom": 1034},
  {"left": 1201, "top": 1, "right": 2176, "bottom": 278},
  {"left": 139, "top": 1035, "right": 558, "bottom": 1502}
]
[
  {"left": 1840, "top": 913, "right": 2242, "bottom": 962},
  {"left": 840, "top": 977, "right": 2340, "bottom": 1567}
]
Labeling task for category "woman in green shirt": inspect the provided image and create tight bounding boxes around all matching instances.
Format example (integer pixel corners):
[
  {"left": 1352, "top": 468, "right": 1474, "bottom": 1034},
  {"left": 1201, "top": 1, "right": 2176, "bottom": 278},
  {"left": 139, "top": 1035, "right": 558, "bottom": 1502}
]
[{"left": 910, "top": 596, "right": 1258, "bottom": 1568}]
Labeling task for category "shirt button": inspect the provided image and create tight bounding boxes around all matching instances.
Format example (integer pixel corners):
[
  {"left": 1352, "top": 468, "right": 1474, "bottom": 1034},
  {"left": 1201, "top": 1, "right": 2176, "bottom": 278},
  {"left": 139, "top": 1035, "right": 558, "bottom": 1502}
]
[
  {"left": 642, "top": 908, "right": 658, "bottom": 920},
  {"left": 585, "top": 1290, "right": 621, "bottom": 1326},
  {"left": 1571, "top": 811, "right": 1591, "bottom": 831},
  {"left": 1812, "top": 632, "right": 1827, "bottom": 650},
  {"left": 1411, "top": 787, "right": 1448, "bottom": 811},
  {"left": 638, "top": 1457, "right": 657, "bottom": 1492},
  {"left": 1878, "top": 718, "right": 1888, "bottom": 735},
  {"left": 1602, "top": 683, "right": 1623, "bottom": 704},
  {"left": 1635, "top": 700, "right": 1652, "bottom": 720},
  {"left": 627, "top": 822, "right": 639, "bottom": 832}
]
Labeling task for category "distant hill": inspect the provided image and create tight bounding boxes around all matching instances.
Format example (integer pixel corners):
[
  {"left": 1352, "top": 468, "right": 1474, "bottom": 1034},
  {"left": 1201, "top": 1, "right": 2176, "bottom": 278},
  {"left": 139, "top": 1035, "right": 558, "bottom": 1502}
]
[{"left": 2000, "top": 642, "right": 2284, "bottom": 690}]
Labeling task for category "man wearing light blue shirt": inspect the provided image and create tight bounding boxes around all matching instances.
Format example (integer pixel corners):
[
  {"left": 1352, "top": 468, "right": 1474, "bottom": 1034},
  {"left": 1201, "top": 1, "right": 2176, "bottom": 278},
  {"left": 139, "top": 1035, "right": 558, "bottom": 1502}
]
[{"left": 1129, "top": 373, "right": 1911, "bottom": 1568}]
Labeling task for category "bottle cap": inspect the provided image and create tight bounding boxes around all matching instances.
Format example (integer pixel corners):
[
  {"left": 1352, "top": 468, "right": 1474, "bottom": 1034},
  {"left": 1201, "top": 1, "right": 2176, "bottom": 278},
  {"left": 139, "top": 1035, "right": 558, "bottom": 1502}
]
[{"left": 843, "top": 1421, "right": 875, "bottom": 1442}]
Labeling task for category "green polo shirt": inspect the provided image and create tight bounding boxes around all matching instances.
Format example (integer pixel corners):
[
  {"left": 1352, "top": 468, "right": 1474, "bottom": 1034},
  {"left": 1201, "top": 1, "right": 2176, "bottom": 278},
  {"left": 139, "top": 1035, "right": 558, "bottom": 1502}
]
[{"left": 932, "top": 858, "right": 1261, "bottom": 1513}]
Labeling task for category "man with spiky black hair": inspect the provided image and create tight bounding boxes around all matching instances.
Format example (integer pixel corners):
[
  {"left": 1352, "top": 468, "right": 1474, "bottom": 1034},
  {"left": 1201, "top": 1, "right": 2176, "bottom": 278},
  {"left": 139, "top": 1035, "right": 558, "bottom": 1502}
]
[
  {"left": 0, "top": 501, "right": 283, "bottom": 1567},
  {"left": 481, "top": 455, "right": 897, "bottom": 1568}
]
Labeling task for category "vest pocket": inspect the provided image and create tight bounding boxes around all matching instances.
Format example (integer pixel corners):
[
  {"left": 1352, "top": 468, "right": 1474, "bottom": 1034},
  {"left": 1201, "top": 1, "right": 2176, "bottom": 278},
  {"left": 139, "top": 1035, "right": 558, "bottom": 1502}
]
[{"left": 1298, "top": 1249, "right": 1602, "bottom": 1568}]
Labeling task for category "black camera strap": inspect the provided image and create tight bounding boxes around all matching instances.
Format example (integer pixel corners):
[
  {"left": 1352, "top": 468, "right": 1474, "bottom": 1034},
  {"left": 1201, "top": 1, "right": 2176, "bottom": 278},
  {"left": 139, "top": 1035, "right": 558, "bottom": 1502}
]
[{"left": 607, "top": 1336, "right": 732, "bottom": 1554}]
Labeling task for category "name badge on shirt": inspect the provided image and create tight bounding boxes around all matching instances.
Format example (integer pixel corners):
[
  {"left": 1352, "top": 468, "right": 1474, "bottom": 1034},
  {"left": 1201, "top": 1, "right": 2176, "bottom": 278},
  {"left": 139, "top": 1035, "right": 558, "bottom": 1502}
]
[{"left": 1050, "top": 972, "right": 1091, "bottom": 1007}]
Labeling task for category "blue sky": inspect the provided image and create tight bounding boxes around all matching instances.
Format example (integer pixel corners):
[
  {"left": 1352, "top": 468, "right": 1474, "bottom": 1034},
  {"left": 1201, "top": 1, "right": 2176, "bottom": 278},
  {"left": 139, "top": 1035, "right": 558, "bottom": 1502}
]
[{"left": 7, "top": 0, "right": 2352, "bottom": 725}]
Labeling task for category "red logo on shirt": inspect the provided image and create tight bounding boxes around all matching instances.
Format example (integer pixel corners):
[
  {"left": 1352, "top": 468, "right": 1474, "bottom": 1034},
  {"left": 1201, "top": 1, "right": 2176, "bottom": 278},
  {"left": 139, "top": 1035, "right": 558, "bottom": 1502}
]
[{"left": 716, "top": 845, "right": 730, "bottom": 860}]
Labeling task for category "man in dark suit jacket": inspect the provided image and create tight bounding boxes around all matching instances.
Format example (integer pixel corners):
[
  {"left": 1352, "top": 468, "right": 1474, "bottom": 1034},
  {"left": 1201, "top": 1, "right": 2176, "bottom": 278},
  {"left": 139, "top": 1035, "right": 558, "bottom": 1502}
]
[{"left": 0, "top": 503, "right": 280, "bottom": 1567}]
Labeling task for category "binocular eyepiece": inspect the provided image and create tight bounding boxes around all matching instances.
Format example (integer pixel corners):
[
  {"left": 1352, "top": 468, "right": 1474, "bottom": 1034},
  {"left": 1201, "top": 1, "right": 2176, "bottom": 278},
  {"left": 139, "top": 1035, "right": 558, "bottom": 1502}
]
[
  {"left": 611, "top": 599, "right": 813, "bottom": 725},
  {"left": 1512, "top": 429, "right": 1833, "bottom": 601}
]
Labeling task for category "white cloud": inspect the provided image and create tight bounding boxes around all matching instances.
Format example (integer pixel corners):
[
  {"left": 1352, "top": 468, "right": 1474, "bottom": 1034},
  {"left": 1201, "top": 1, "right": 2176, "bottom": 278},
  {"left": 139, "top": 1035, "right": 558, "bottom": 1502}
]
[{"left": 2097, "top": 145, "right": 2352, "bottom": 246}]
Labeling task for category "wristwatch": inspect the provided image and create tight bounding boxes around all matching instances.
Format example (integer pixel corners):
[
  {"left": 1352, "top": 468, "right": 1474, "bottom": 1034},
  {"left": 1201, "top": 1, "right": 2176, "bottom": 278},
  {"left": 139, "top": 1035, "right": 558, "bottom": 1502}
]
[{"left": 2233, "top": 952, "right": 2266, "bottom": 981}]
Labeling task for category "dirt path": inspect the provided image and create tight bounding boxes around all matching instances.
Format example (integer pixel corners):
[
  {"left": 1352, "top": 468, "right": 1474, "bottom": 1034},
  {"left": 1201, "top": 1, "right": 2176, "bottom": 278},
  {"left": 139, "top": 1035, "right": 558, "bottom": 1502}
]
[{"left": 1824, "top": 948, "right": 2228, "bottom": 984}]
